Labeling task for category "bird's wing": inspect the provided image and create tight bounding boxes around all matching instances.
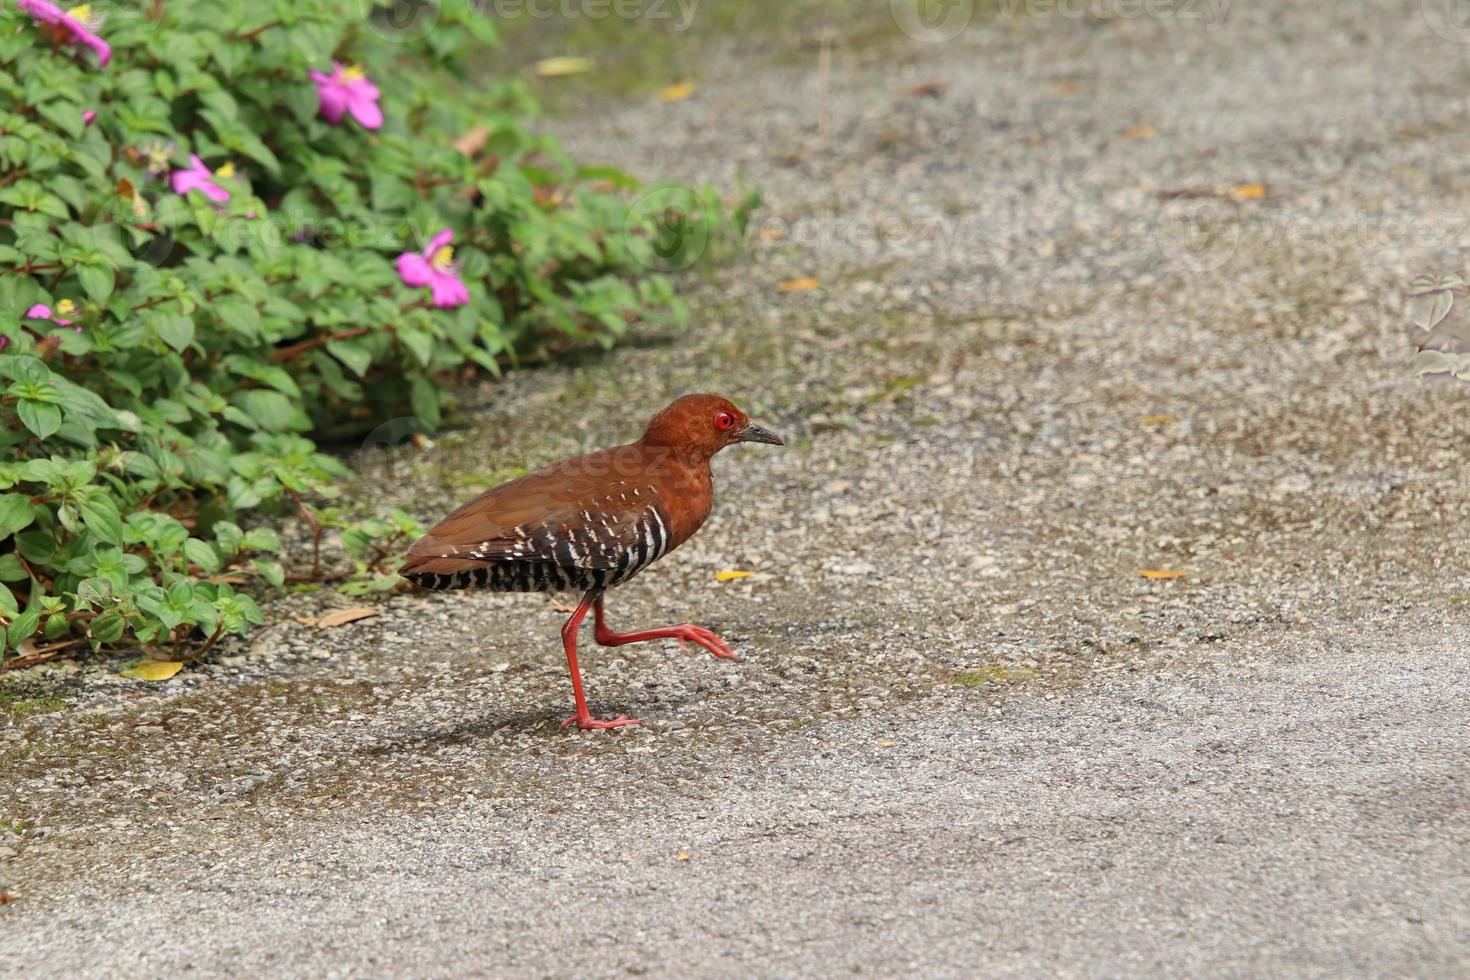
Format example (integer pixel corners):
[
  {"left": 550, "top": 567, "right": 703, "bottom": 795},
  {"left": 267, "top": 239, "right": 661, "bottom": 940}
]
[{"left": 401, "top": 447, "right": 666, "bottom": 575}]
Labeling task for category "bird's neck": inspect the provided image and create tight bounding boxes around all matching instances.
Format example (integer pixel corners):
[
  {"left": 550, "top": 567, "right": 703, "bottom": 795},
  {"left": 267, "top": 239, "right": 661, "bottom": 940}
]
[{"left": 640, "top": 441, "right": 714, "bottom": 546}]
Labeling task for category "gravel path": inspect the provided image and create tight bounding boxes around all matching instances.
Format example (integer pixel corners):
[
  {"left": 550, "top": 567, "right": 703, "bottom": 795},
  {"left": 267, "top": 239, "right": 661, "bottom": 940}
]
[{"left": 4, "top": 2, "right": 1469, "bottom": 976}]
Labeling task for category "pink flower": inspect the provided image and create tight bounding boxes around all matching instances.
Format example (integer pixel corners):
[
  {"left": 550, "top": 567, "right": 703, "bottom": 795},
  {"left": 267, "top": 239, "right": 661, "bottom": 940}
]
[
  {"left": 170, "top": 155, "right": 230, "bottom": 203},
  {"left": 308, "top": 63, "right": 382, "bottom": 130},
  {"left": 397, "top": 229, "right": 469, "bottom": 309},
  {"left": 24, "top": 301, "right": 74, "bottom": 328},
  {"left": 82, "top": 109, "right": 96, "bottom": 125},
  {"left": 24, "top": 300, "right": 80, "bottom": 333},
  {"left": 16, "top": 0, "right": 111, "bottom": 67}
]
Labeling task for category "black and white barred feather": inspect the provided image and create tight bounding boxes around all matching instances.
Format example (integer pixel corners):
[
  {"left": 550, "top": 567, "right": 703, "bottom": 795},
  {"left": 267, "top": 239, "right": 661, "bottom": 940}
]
[{"left": 404, "top": 503, "right": 672, "bottom": 594}]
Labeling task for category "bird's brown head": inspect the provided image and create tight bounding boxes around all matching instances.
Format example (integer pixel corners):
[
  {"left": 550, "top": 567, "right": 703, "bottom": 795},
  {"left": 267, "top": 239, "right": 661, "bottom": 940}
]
[{"left": 641, "top": 393, "right": 784, "bottom": 459}]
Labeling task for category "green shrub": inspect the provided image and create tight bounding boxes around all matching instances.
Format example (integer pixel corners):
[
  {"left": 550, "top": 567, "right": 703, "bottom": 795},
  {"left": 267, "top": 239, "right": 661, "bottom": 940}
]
[{"left": 0, "top": 0, "right": 732, "bottom": 659}]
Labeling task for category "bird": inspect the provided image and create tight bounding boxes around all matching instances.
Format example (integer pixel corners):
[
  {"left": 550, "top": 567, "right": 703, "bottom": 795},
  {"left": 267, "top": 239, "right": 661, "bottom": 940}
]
[{"left": 400, "top": 393, "right": 784, "bottom": 730}]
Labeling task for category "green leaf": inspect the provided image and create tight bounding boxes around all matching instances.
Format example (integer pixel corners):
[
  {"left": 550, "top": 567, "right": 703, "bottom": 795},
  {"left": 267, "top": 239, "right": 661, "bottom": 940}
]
[
  {"left": 151, "top": 313, "right": 196, "bottom": 352},
  {"left": 399, "top": 327, "right": 434, "bottom": 367},
  {"left": 17, "top": 400, "right": 62, "bottom": 440},
  {"left": 235, "top": 389, "right": 297, "bottom": 433},
  {"left": 89, "top": 610, "right": 127, "bottom": 645},
  {"left": 77, "top": 263, "right": 114, "bottom": 302},
  {"left": 214, "top": 296, "right": 261, "bottom": 340},
  {"left": 184, "top": 538, "right": 221, "bottom": 574},
  {"left": 410, "top": 375, "right": 441, "bottom": 429},
  {"left": 3, "top": 356, "right": 50, "bottom": 385},
  {"left": 252, "top": 559, "right": 285, "bottom": 588},
  {"left": 8, "top": 607, "right": 41, "bottom": 646},
  {"left": 327, "top": 339, "right": 373, "bottom": 377},
  {"left": 37, "top": 101, "right": 85, "bottom": 139},
  {"left": 79, "top": 495, "right": 124, "bottom": 545},
  {"left": 0, "top": 554, "right": 28, "bottom": 582},
  {"left": 0, "top": 493, "right": 35, "bottom": 537},
  {"left": 44, "top": 612, "right": 69, "bottom": 640}
]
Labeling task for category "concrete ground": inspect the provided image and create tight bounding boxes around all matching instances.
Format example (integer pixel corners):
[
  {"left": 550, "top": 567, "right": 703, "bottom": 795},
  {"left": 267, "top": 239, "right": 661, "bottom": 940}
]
[{"left": 3, "top": 1, "right": 1468, "bottom": 976}]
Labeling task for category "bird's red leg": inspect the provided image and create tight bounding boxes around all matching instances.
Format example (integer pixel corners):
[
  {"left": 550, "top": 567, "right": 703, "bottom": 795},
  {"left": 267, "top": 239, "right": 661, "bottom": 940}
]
[
  {"left": 560, "top": 590, "right": 640, "bottom": 731},
  {"left": 593, "top": 596, "right": 740, "bottom": 662}
]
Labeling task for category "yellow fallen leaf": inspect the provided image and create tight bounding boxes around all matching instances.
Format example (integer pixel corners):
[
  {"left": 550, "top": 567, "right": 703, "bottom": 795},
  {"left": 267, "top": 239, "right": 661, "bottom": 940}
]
[
  {"left": 1227, "top": 182, "right": 1266, "bottom": 201},
  {"left": 676, "top": 850, "right": 690, "bottom": 861},
  {"left": 714, "top": 570, "right": 754, "bottom": 582},
  {"left": 1140, "top": 569, "right": 1189, "bottom": 580},
  {"left": 123, "top": 660, "right": 183, "bottom": 681},
  {"left": 876, "top": 738, "right": 896, "bottom": 747},
  {"left": 778, "top": 277, "right": 820, "bottom": 293},
  {"left": 659, "top": 81, "right": 695, "bottom": 102},
  {"left": 1139, "top": 414, "right": 1178, "bottom": 426},
  {"left": 315, "top": 607, "right": 380, "bottom": 629},
  {"left": 535, "top": 56, "right": 596, "bottom": 78},
  {"left": 1124, "top": 124, "right": 1157, "bottom": 140}
]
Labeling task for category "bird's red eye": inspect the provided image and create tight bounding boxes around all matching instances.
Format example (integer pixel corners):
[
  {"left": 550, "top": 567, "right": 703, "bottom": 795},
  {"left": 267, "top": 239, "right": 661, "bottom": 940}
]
[{"left": 714, "top": 411, "right": 735, "bottom": 431}]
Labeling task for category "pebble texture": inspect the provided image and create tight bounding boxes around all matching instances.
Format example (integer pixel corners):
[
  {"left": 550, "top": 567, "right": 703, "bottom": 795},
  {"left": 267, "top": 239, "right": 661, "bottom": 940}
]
[{"left": 3, "top": 2, "right": 1469, "bottom": 976}]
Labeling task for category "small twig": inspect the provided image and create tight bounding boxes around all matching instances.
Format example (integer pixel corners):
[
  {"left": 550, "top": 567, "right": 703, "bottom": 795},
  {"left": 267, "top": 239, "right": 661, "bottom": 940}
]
[
  {"left": 1, "top": 639, "right": 86, "bottom": 672},
  {"left": 271, "top": 326, "right": 374, "bottom": 362},
  {"left": 288, "top": 490, "right": 324, "bottom": 578},
  {"left": 231, "top": 20, "right": 280, "bottom": 43},
  {"left": 181, "top": 624, "right": 225, "bottom": 664}
]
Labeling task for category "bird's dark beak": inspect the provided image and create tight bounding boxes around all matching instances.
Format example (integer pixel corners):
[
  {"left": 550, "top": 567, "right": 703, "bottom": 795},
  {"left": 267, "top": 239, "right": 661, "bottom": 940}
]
[{"left": 739, "top": 423, "right": 785, "bottom": 446}]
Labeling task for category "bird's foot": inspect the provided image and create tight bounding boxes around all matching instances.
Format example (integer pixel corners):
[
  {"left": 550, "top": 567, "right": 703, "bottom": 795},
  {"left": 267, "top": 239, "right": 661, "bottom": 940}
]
[
  {"left": 560, "top": 713, "right": 641, "bottom": 731},
  {"left": 670, "top": 625, "right": 740, "bottom": 662}
]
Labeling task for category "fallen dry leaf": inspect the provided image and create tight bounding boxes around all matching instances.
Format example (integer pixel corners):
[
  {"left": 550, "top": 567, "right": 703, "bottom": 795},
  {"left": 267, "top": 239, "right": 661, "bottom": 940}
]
[
  {"left": 453, "top": 124, "right": 492, "bottom": 157},
  {"left": 1140, "top": 569, "right": 1189, "bottom": 580},
  {"left": 535, "top": 56, "right": 595, "bottom": 78},
  {"left": 906, "top": 79, "right": 949, "bottom": 98},
  {"left": 1124, "top": 124, "right": 1158, "bottom": 140},
  {"left": 876, "top": 738, "right": 897, "bottom": 747},
  {"left": 659, "top": 80, "right": 695, "bottom": 102},
  {"left": 758, "top": 228, "right": 786, "bottom": 241},
  {"left": 116, "top": 177, "right": 149, "bottom": 218},
  {"left": 1139, "top": 414, "right": 1178, "bottom": 426},
  {"left": 1227, "top": 182, "right": 1266, "bottom": 201},
  {"left": 0, "top": 890, "right": 15, "bottom": 905},
  {"left": 714, "top": 570, "right": 754, "bottom": 582},
  {"left": 676, "top": 850, "right": 690, "bottom": 861},
  {"left": 315, "top": 607, "right": 380, "bottom": 629},
  {"left": 553, "top": 601, "right": 577, "bottom": 613},
  {"left": 16, "top": 636, "right": 82, "bottom": 658},
  {"left": 123, "top": 660, "right": 183, "bottom": 682},
  {"left": 778, "top": 277, "right": 820, "bottom": 293}
]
